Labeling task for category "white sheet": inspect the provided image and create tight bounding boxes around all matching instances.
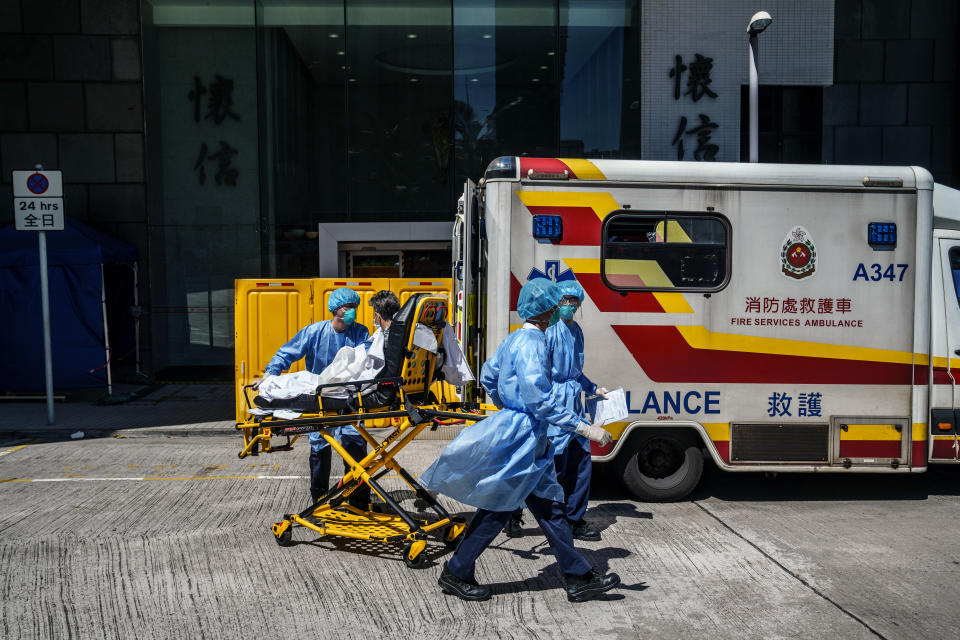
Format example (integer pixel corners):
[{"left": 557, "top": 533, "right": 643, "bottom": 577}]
[{"left": 250, "top": 322, "right": 475, "bottom": 417}]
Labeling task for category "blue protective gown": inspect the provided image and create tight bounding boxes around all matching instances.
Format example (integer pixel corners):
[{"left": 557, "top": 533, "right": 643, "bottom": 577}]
[
  {"left": 420, "top": 325, "right": 582, "bottom": 512},
  {"left": 264, "top": 319, "right": 370, "bottom": 449},
  {"left": 546, "top": 320, "right": 596, "bottom": 454}
]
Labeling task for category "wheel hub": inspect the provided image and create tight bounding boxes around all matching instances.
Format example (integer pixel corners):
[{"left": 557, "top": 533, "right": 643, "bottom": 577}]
[{"left": 636, "top": 437, "right": 683, "bottom": 479}]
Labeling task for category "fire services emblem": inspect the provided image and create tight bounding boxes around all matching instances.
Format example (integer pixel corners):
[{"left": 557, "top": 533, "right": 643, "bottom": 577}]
[{"left": 780, "top": 226, "right": 816, "bottom": 279}]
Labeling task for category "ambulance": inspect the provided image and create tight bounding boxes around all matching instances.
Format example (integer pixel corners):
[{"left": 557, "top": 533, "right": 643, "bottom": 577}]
[{"left": 452, "top": 156, "right": 960, "bottom": 501}]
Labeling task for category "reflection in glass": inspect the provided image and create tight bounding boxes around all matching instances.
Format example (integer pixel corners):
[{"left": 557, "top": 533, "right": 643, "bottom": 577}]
[
  {"left": 604, "top": 213, "right": 728, "bottom": 290},
  {"left": 453, "top": 0, "right": 558, "bottom": 187},
  {"left": 350, "top": 253, "right": 401, "bottom": 278},
  {"left": 257, "top": 1, "right": 348, "bottom": 276},
  {"left": 559, "top": 1, "right": 640, "bottom": 158},
  {"left": 142, "top": 1, "right": 260, "bottom": 364},
  {"left": 347, "top": 2, "right": 454, "bottom": 219}
]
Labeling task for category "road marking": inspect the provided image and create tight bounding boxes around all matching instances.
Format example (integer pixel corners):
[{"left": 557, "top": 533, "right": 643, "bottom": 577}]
[
  {"left": 0, "top": 475, "right": 310, "bottom": 483},
  {"left": 0, "top": 473, "right": 413, "bottom": 484},
  {"left": 0, "top": 442, "right": 34, "bottom": 458}
]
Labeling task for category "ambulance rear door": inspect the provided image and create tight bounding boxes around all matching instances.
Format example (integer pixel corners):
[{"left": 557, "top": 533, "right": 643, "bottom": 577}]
[
  {"left": 930, "top": 233, "right": 960, "bottom": 460},
  {"left": 454, "top": 179, "right": 483, "bottom": 390}
]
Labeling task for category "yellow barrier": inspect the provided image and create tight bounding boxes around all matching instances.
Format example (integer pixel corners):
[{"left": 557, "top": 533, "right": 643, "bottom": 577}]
[{"left": 234, "top": 277, "right": 453, "bottom": 425}]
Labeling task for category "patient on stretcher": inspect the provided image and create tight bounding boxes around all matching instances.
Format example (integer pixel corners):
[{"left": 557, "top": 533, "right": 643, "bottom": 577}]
[{"left": 250, "top": 321, "right": 473, "bottom": 419}]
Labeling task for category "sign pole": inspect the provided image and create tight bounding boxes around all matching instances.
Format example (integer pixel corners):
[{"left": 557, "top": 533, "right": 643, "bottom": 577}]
[
  {"left": 12, "top": 163, "right": 64, "bottom": 422},
  {"left": 38, "top": 229, "right": 55, "bottom": 424}
]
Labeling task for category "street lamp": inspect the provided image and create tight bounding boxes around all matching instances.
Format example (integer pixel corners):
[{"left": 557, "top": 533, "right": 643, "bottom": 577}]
[{"left": 747, "top": 10, "right": 772, "bottom": 163}]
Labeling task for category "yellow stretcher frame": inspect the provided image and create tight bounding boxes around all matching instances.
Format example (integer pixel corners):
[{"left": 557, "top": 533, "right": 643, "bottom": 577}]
[{"left": 236, "top": 294, "right": 495, "bottom": 566}]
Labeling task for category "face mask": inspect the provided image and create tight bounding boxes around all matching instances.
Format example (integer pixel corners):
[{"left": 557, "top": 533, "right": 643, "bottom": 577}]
[
  {"left": 341, "top": 308, "right": 357, "bottom": 325},
  {"left": 548, "top": 309, "right": 561, "bottom": 326},
  {"left": 558, "top": 305, "right": 576, "bottom": 320}
]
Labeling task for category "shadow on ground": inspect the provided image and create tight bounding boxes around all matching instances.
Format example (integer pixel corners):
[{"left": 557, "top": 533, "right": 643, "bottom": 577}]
[{"left": 592, "top": 457, "right": 960, "bottom": 503}]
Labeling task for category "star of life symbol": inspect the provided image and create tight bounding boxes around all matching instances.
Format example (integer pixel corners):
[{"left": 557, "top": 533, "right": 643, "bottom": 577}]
[
  {"left": 527, "top": 260, "right": 576, "bottom": 283},
  {"left": 780, "top": 226, "right": 817, "bottom": 280}
]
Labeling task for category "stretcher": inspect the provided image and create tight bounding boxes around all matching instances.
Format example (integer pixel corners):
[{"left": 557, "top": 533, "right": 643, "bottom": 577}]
[{"left": 235, "top": 293, "right": 493, "bottom": 567}]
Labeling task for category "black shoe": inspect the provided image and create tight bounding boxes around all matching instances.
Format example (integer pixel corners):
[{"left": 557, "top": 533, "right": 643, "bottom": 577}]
[
  {"left": 571, "top": 520, "right": 601, "bottom": 542},
  {"left": 438, "top": 563, "right": 492, "bottom": 601},
  {"left": 503, "top": 514, "right": 524, "bottom": 538},
  {"left": 564, "top": 568, "right": 621, "bottom": 602}
]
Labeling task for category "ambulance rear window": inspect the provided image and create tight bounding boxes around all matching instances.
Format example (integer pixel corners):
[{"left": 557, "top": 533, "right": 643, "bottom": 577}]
[
  {"left": 601, "top": 211, "right": 730, "bottom": 292},
  {"left": 948, "top": 248, "right": 960, "bottom": 308}
]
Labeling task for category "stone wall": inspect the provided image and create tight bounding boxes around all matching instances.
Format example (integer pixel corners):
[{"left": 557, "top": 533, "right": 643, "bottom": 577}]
[
  {"left": 826, "top": 0, "right": 959, "bottom": 187},
  {"left": 0, "top": 0, "right": 148, "bottom": 370}
]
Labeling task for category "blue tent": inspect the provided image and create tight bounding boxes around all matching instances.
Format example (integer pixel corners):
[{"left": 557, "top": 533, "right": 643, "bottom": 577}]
[{"left": 0, "top": 218, "right": 137, "bottom": 391}]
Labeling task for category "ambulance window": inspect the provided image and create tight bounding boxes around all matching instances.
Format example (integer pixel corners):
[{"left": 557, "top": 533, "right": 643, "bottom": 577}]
[
  {"left": 602, "top": 211, "right": 730, "bottom": 292},
  {"left": 948, "top": 248, "right": 960, "bottom": 307}
]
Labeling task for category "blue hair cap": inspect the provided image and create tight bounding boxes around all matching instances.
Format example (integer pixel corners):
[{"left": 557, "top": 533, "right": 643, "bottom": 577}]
[
  {"left": 328, "top": 287, "right": 360, "bottom": 312},
  {"left": 556, "top": 279, "right": 585, "bottom": 302},
  {"left": 517, "top": 278, "right": 561, "bottom": 319}
]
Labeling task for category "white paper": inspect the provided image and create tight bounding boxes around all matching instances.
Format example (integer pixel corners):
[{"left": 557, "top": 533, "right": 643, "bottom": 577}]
[{"left": 589, "top": 387, "right": 629, "bottom": 427}]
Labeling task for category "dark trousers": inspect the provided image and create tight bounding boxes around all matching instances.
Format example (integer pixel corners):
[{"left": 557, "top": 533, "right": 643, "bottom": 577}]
[
  {"left": 309, "top": 433, "right": 371, "bottom": 507},
  {"left": 555, "top": 443, "right": 592, "bottom": 523},
  {"left": 510, "top": 444, "right": 593, "bottom": 524},
  {"left": 447, "top": 493, "right": 592, "bottom": 582}
]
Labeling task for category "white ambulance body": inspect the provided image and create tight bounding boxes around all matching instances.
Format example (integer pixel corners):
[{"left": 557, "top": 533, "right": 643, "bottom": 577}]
[{"left": 454, "top": 157, "right": 960, "bottom": 501}]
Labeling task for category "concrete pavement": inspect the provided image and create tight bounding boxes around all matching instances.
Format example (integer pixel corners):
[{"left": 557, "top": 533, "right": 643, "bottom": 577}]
[
  {"left": 0, "top": 383, "right": 236, "bottom": 438},
  {"left": 0, "top": 433, "right": 957, "bottom": 639}
]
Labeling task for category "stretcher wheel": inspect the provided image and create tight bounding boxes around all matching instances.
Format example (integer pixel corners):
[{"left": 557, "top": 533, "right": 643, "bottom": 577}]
[
  {"left": 441, "top": 523, "right": 465, "bottom": 550},
  {"left": 403, "top": 541, "right": 428, "bottom": 569},
  {"left": 273, "top": 521, "right": 294, "bottom": 547}
]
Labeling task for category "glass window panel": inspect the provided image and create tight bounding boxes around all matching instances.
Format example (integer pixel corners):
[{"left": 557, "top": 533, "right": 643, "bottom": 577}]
[
  {"left": 671, "top": 216, "right": 726, "bottom": 244},
  {"left": 256, "top": 1, "right": 348, "bottom": 276},
  {"left": 403, "top": 248, "right": 453, "bottom": 276},
  {"left": 346, "top": 1, "right": 453, "bottom": 219},
  {"left": 453, "top": 0, "right": 558, "bottom": 187},
  {"left": 351, "top": 253, "right": 401, "bottom": 277},
  {"left": 559, "top": 0, "right": 640, "bottom": 158},
  {"left": 607, "top": 216, "right": 663, "bottom": 244},
  {"left": 603, "top": 212, "right": 729, "bottom": 291},
  {"left": 740, "top": 85, "right": 822, "bottom": 163},
  {"left": 142, "top": 1, "right": 260, "bottom": 366}
]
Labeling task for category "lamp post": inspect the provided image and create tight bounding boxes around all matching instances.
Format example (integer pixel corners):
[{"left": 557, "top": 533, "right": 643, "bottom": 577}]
[{"left": 747, "top": 10, "right": 772, "bottom": 163}]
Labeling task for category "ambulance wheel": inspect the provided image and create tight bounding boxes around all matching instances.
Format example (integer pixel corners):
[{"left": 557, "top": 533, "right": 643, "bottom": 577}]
[
  {"left": 618, "top": 433, "right": 703, "bottom": 502},
  {"left": 403, "top": 542, "right": 428, "bottom": 568}
]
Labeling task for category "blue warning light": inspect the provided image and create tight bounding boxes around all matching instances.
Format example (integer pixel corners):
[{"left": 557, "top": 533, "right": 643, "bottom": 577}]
[
  {"left": 532, "top": 215, "right": 563, "bottom": 242},
  {"left": 868, "top": 222, "right": 897, "bottom": 250}
]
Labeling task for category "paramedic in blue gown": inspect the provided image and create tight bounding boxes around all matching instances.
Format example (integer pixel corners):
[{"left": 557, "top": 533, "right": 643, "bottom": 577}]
[
  {"left": 420, "top": 278, "right": 621, "bottom": 603},
  {"left": 257, "top": 287, "right": 371, "bottom": 507},
  {"left": 504, "top": 279, "right": 609, "bottom": 541}
]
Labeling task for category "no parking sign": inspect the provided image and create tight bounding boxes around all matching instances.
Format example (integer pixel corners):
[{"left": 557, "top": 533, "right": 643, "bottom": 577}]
[
  {"left": 11, "top": 166, "right": 66, "bottom": 424},
  {"left": 12, "top": 169, "right": 64, "bottom": 231}
]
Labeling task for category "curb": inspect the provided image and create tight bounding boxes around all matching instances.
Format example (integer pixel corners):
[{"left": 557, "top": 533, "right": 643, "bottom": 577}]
[{"left": 0, "top": 426, "right": 238, "bottom": 440}]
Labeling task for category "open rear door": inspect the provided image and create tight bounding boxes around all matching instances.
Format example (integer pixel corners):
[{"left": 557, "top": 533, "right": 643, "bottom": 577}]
[
  {"left": 930, "top": 236, "right": 960, "bottom": 460},
  {"left": 454, "top": 180, "right": 483, "bottom": 397}
]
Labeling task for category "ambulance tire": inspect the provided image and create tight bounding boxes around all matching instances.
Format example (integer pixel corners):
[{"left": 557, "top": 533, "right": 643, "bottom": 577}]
[{"left": 618, "top": 434, "right": 703, "bottom": 503}]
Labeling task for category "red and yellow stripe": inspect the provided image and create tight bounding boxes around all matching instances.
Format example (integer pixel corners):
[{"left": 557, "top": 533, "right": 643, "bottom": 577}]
[{"left": 518, "top": 158, "right": 608, "bottom": 180}]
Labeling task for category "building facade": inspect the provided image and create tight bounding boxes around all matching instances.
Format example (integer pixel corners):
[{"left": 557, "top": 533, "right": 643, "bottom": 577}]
[{"left": 0, "top": 0, "right": 957, "bottom": 375}]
